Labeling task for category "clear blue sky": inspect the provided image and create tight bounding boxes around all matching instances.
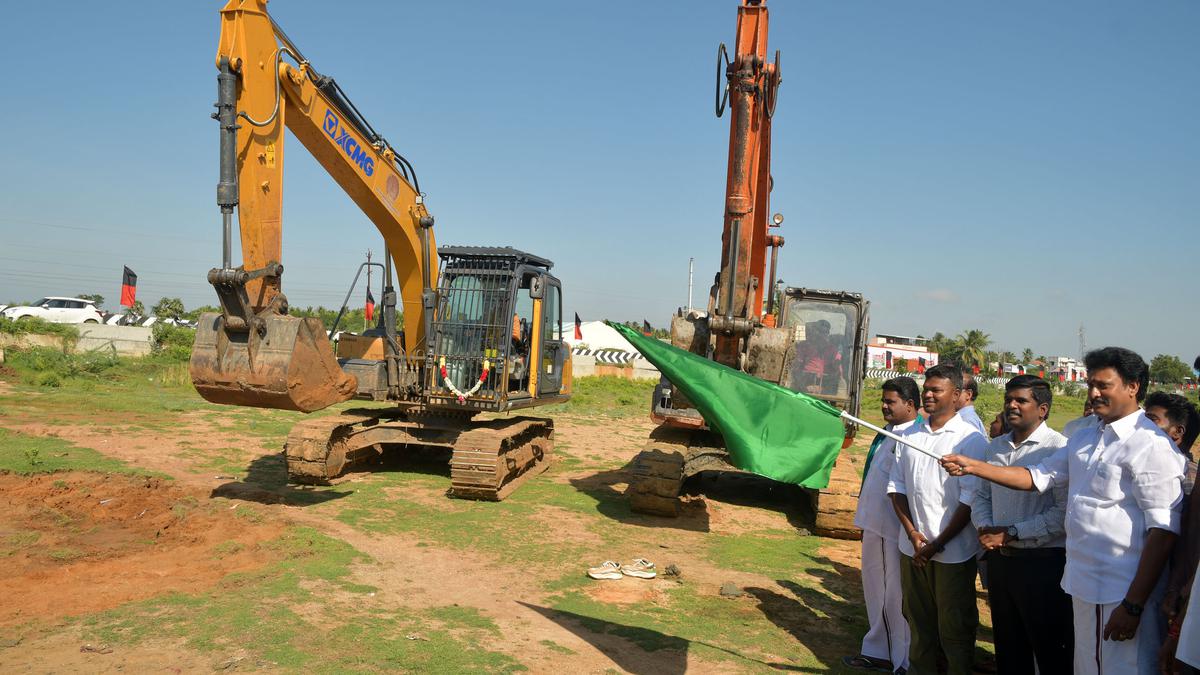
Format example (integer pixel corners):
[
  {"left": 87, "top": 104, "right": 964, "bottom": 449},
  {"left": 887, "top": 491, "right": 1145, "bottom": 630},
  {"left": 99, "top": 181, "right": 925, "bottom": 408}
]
[{"left": 1, "top": 1, "right": 1196, "bottom": 364}]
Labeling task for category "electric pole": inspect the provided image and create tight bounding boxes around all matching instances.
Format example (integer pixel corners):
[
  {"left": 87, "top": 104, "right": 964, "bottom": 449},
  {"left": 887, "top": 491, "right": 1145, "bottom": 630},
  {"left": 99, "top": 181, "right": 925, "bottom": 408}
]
[
  {"left": 365, "top": 250, "right": 372, "bottom": 332},
  {"left": 688, "top": 257, "right": 694, "bottom": 312}
]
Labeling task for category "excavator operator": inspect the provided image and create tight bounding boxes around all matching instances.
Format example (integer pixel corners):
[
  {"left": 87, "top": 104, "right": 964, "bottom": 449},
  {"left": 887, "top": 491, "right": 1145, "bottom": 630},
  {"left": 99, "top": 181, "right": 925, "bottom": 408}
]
[{"left": 795, "top": 320, "right": 844, "bottom": 395}]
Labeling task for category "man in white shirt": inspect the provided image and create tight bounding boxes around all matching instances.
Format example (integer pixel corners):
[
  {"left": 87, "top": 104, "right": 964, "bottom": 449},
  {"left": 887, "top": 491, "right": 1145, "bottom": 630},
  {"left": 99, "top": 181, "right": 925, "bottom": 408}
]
[
  {"left": 888, "top": 365, "right": 991, "bottom": 675},
  {"left": 956, "top": 367, "right": 987, "bottom": 436},
  {"left": 972, "top": 375, "right": 1072, "bottom": 674},
  {"left": 1062, "top": 397, "right": 1099, "bottom": 439},
  {"left": 942, "top": 347, "right": 1184, "bottom": 674},
  {"left": 844, "top": 376, "right": 922, "bottom": 673}
]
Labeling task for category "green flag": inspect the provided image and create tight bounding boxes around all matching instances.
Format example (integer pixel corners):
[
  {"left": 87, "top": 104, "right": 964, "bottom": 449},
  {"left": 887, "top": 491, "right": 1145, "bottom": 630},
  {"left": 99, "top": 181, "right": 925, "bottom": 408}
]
[{"left": 609, "top": 322, "right": 847, "bottom": 488}]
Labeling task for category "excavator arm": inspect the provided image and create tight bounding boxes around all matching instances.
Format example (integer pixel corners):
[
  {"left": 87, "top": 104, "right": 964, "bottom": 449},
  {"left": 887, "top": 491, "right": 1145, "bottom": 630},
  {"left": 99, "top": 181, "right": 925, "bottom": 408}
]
[
  {"left": 192, "top": 0, "right": 436, "bottom": 411},
  {"left": 710, "top": 0, "right": 783, "bottom": 367}
]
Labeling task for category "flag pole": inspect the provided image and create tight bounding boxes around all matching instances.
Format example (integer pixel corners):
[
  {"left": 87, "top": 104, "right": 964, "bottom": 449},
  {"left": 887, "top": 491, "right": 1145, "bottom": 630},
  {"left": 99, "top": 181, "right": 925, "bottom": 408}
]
[{"left": 838, "top": 410, "right": 941, "bottom": 460}]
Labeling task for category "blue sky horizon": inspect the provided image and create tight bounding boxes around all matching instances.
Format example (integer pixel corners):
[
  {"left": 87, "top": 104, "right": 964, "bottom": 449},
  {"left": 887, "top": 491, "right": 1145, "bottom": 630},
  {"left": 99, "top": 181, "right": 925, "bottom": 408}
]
[{"left": 1, "top": 1, "right": 1196, "bottom": 364}]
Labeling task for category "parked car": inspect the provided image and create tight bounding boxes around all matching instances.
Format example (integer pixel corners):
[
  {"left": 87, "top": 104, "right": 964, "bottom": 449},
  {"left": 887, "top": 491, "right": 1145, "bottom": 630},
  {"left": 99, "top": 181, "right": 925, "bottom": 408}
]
[{"left": 1, "top": 297, "right": 105, "bottom": 324}]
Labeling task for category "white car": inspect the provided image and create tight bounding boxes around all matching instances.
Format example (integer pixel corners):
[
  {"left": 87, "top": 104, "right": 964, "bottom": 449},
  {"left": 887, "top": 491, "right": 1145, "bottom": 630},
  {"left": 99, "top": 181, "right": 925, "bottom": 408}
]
[{"left": 1, "top": 297, "right": 105, "bottom": 324}]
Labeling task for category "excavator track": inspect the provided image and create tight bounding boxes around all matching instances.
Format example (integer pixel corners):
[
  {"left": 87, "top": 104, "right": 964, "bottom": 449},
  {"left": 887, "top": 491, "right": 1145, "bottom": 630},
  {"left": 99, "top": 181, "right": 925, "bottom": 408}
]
[
  {"left": 628, "top": 427, "right": 733, "bottom": 517},
  {"left": 629, "top": 425, "right": 863, "bottom": 540},
  {"left": 811, "top": 451, "right": 864, "bottom": 540},
  {"left": 284, "top": 408, "right": 553, "bottom": 500}
]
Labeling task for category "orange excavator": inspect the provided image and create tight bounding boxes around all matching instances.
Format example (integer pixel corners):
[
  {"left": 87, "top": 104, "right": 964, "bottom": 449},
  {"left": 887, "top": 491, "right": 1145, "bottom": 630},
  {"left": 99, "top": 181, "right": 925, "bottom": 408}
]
[
  {"left": 626, "top": 0, "right": 871, "bottom": 538},
  {"left": 190, "top": 0, "right": 571, "bottom": 499}
]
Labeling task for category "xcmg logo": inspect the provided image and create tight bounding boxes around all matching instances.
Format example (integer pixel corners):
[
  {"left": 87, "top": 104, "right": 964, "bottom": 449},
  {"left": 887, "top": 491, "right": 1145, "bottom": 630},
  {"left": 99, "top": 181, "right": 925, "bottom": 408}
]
[{"left": 323, "top": 110, "right": 375, "bottom": 177}]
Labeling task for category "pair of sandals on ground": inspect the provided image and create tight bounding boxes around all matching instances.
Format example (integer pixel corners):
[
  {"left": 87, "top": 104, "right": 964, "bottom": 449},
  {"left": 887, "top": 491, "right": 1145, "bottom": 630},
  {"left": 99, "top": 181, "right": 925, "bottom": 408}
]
[{"left": 587, "top": 559, "right": 656, "bottom": 579}]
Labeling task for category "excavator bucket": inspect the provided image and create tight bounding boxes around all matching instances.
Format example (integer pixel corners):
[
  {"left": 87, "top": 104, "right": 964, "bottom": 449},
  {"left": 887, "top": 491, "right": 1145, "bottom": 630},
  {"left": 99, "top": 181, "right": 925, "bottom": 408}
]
[{"left": 190, "top": 312, "right": 357, "bottom": 412}]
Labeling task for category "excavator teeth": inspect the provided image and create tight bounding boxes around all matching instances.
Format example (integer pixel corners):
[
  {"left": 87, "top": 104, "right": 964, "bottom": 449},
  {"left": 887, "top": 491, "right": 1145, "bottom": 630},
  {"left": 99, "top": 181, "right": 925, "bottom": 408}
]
[{"left": 282, "top": 409, "right": 553, "bottom": 500}]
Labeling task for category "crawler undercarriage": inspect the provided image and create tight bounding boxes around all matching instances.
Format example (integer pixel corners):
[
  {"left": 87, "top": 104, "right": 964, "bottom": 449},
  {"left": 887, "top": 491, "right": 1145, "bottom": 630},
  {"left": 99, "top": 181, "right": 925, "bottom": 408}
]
[{"left": 285, "top": 407, "right": 554, "bottom": 500}]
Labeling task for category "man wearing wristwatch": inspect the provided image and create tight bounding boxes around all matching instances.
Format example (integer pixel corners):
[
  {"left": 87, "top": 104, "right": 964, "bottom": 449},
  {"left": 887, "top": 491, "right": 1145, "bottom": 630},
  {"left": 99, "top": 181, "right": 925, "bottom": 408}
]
[
  {"left": 941, "top": 348, "right": 1184, "bottom": 674},
  {"left": 887, "top": 365, "right": 991, "bottom": 674},
  {"left": 971, "top": 375, "right": 1072, "bottom": 674}
]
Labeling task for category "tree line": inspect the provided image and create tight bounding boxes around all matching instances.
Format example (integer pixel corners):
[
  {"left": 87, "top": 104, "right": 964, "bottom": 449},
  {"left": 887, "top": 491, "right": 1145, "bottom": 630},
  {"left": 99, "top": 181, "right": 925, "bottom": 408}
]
[
  {"left": 922, "top": 329, "right": 1194, "bottom": 384},
  {"left": 71, "top": 294, "right": 382, "bottom": 330}
]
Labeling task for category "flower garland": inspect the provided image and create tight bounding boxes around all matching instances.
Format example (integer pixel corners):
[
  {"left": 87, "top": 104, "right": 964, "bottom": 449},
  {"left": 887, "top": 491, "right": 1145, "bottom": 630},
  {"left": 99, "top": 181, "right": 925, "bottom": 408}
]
[{"left": 439, "top": 356, "right": 491, "bottom": 403}]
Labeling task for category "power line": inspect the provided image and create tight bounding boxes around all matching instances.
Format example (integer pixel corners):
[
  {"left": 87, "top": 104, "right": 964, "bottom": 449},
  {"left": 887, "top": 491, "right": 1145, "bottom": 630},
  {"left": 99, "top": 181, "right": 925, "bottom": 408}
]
[{"left": 0, "top": 217, "right": 209, "bottom": 244}]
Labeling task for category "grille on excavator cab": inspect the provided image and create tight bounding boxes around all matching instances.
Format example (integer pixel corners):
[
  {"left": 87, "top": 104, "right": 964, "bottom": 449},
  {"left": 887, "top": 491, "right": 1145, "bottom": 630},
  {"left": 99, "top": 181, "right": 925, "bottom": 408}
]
[{"left": 429, "top": 247, "right": 552, "bottom": 405}]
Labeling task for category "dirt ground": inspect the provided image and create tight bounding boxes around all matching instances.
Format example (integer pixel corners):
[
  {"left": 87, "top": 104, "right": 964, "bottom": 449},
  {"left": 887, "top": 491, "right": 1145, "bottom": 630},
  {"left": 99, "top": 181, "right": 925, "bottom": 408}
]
[{"left": 0, "top": 388, "right": 967, "bottom": 673}]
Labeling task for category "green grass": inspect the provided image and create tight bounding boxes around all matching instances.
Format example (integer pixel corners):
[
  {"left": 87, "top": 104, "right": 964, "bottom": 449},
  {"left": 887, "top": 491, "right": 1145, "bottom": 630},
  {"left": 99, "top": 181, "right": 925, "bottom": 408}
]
[
  {"left": 0, "top": 316, "right": 80, "bottom": 339},
  {"left": 546, "top": 376, "right": 655, "bottom": 419},
  {"left": 75, "top": 526, "right": 526, "bottom": 672},
  {"left": 705, "top": 529, "right": 823, "bottom": 580},
  {"left": 859, "top": 378, "right": 1089, "bottom": 434},
  {"left": 1, "top": 531, "right": 41, "bottom": 557},
  {"left": 0, "top": 428, "right": 142, "bottom": 475},
  {"left": 331, "top": 474, "right": 601, "bottom": 575},
  {"left": 546, "top": 572, "right": 861, "bottom": 672}
]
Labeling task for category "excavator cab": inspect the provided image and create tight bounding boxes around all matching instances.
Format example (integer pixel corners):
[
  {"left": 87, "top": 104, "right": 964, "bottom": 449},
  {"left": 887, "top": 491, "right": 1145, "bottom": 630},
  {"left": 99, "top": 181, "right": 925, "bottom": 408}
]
[
  {"left": 777, "top": 288, "right": 870, "bottom": 418},
  {"left": 426, "top": 247, "right": 571, "bottom": 411}
]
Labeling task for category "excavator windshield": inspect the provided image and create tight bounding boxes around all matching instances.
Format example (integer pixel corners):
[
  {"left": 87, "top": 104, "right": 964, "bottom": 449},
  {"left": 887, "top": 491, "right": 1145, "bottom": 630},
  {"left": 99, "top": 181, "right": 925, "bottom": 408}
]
[{"left": 783, "top": 297, "right": 863, "bottom": 402}]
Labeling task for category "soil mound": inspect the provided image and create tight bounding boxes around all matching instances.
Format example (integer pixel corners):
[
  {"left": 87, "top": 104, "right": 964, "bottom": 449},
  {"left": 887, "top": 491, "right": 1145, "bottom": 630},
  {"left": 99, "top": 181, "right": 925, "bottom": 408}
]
[{"left": 0, "top": 471, "right": 284, "bottom": 626}]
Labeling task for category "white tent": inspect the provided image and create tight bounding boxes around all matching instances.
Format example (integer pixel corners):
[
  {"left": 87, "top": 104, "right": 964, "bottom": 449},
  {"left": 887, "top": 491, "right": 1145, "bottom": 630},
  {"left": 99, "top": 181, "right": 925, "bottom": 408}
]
[{"left": 565, "top": 320, "right": 634, "bottom": 351}]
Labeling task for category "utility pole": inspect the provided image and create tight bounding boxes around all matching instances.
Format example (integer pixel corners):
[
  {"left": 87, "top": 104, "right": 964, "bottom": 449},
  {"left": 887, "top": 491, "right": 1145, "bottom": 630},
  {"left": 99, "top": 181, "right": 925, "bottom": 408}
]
[
  {"left": 365, "top": 250, "right": 372, "bottom": 332},
  {"left": 1078, "top": 323, "right": 1086, "bottom": 361},
  {"left": 687, "top": 257, "right": 694, "bottom": 312}
]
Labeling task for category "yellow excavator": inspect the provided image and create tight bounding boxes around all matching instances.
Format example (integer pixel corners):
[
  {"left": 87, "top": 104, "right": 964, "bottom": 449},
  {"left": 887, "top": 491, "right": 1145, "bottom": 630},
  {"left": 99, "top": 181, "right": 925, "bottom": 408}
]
[{"left": 190, "top": 0, "right": 571, "bottom": 500}]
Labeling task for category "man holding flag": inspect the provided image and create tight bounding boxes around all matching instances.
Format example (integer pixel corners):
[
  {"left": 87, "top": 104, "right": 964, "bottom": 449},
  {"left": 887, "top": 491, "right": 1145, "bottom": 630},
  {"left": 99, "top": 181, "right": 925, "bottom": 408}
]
[
  {"left": 887, "top": 364, "right": 990, "bottom": 675},
  {"left": 844, "top": 377, "right": 922, "bottom": 673}
]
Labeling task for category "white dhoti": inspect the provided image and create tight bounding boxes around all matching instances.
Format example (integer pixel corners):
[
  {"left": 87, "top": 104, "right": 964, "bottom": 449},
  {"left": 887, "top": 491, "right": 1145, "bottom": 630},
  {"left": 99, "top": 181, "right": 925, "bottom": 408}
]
[
  {"left": 1072, "top": 597, "right": 1161, "bottom": 674},
  {"left": 860, "top": 530, "right": 909, "bottom": 669}
]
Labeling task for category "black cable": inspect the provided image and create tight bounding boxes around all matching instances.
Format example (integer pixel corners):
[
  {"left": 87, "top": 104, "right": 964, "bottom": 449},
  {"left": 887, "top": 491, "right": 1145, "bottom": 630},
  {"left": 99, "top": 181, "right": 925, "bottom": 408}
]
[{"left": 272, "top": 16, "right": 424, "bottom": 198}]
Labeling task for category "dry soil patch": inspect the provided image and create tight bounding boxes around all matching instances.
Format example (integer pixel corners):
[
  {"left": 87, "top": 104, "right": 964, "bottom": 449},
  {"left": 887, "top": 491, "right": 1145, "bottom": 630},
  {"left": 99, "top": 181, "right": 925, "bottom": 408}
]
[{"left": 0, "top": 471, "right": 283, "bottom": 627}]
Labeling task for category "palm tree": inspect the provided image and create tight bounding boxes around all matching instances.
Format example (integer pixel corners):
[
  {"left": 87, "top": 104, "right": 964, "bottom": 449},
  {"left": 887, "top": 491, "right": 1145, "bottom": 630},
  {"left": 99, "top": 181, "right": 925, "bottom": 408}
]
[
  {"left": 928, "top": 332, "right": 959, "bottom": 362},
  {"left": 1021, "top": 348, "right": 1035, "bottom": 364},
  {"left": 954, "top": 329, "right": 991, "bottom": 371}
]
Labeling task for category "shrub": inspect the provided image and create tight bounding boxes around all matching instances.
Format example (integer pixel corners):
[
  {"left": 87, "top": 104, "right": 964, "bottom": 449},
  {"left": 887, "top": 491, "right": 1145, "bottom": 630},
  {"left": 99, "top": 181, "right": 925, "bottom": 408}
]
[
  {"left": 152, "top": 323, "right": 195, "bottom": 361},
  {"left": 5, "top": 346, "right": 123, "bottom": 386},
  {"left": 0, "top": 317, "right": 80, "bottom": 340}
]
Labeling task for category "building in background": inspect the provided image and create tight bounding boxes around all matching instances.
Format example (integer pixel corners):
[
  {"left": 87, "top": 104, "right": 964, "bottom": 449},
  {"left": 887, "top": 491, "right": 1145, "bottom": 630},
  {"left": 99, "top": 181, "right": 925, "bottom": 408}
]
[
  {"left": 1047, "top": 356, "right": 1086, "bottom": 382},
  {"left": 867, "top": 334, "right": 938, "bottom": 373}
]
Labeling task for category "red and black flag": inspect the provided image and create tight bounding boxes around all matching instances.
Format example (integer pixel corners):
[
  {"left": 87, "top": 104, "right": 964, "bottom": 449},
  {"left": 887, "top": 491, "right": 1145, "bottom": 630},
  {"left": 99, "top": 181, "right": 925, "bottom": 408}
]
[
  {"left": 120, "top": 266, "right": 138, "bottom": 307},
  {"left": 574, "top": 312, "right": 583, "bottom": 340},
  {"left": 642, "top": 319, "right": 652, "bottom": 336},
  {"left": 365, "top": 288, "right": 375, "bottom": 322}
]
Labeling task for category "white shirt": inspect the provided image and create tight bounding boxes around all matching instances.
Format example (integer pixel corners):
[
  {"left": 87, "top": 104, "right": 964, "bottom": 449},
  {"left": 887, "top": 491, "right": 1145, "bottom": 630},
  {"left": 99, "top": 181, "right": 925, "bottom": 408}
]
[
  {"left": 1029, "top": 409, "right": 1185, "bottom": 605},
  {"left": 958, "top": 404, "right": 987, "bottom": 436},
  {"left": 1062, "top": 413, "right": 1100, "bottom": 440},
  {"left": 972, "top": 422, "right": 1068, "bottom": 549},
  {"left": 854, "top": 418, "right": 919, "bottom": 540},
  {"left": 887, "top": 413, "right": 991, "bottom": 563},
  {"left": 1178, "top": 566, "right": 1200, "bottom": 668}
]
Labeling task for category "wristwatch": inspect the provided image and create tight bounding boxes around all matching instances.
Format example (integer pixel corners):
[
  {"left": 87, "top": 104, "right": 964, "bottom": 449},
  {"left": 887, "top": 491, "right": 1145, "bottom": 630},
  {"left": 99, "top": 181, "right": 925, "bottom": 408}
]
[
  {"left": 1121, "top": 599, "right": 1144, "bottom": 617},
  {"left": 1006, "top": 526, "right": 1019, "bottom": 540}
]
